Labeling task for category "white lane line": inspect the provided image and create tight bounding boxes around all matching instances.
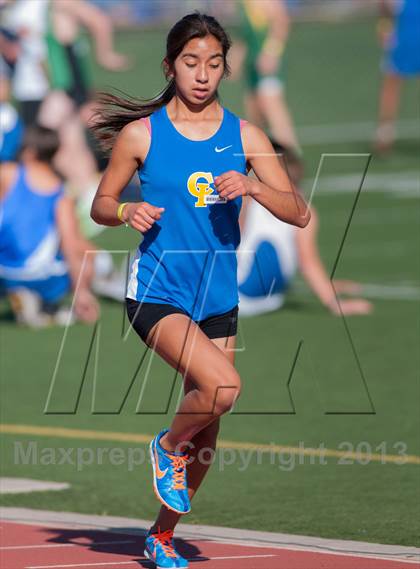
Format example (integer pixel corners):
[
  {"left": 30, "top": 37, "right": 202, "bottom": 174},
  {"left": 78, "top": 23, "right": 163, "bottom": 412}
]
[
  {"left": 25, "top": 559, "right": 136, "bottom": 569},
  {"left": 192, "top": 554, "right": 277, "bottom": 561},
  {"left": 359, "top": 283, "right": 420, "bottom": 300},
  {"left": 24, "top": 547, "right": 420, "bottom": 569},
  {"left": 26, "top": 554, "right": 277, "bottom": 568},
  {"left": 298, "top": 118, "right": 418, "bottom": 145},
  {"left": 5, "top": 523, "right": 418, "bottom": 564},
  {"left": 0, "top": 478, "right": 70, "bottom": 495},
  {"left": 295, "top": 282, "right": 420, "bottom": 301},
  {"left": 304, "top": 170, "right": 420, "bottom": 198},
  {"left": 205, "top": 542, "right": 420, "bottom": 565},
  {"left": 1, "top": 540, "right": 135, "bottom": 550}
]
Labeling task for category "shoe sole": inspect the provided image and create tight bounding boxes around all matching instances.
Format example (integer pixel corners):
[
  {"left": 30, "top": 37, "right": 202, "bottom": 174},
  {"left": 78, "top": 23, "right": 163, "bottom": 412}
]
[{"left": 149, "top": 439, "right": 191, "bottom": 515}]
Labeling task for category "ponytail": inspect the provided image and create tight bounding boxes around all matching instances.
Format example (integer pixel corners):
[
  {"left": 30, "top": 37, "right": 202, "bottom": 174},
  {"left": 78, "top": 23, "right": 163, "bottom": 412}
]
[{"left": 91, "top": 79, "right": 176, "bottom": 151}]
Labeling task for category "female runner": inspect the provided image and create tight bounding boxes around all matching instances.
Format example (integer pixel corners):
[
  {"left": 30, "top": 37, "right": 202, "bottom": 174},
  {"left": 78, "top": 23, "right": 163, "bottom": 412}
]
[{"left": 91, "top": 12, "right": 310, "bottom": 569}]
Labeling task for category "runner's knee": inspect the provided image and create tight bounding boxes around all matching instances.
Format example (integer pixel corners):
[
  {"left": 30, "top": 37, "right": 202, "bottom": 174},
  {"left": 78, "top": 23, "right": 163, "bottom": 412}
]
[{"left": 211, "top": 369, "right": 242, "bottom": 416}]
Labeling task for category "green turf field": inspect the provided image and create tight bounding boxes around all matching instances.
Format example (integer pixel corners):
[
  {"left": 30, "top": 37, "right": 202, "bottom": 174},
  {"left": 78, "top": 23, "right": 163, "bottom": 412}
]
[{"left": 1, "top": 19, "right": 419, "bottom": 547}]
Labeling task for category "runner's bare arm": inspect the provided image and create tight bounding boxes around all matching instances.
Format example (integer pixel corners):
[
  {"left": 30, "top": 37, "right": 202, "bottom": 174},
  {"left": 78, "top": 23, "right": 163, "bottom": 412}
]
[
  {"left": 90, "top": 121, "right": 164, "bottom": 233},
  {"left": 90, "top": 121, "right": 145, "bottom": 226}
]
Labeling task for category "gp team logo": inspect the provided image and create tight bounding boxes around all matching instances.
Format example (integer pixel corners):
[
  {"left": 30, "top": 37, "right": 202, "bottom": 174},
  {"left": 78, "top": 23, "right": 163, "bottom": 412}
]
[{"left": 187, "top": 171, "right": 227, "bottom": 207}]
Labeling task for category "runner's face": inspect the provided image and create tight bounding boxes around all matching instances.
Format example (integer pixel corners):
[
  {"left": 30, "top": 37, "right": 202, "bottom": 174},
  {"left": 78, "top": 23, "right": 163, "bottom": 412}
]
[{"left": 172, "top": 35, "right": 225, "bottom": 103}]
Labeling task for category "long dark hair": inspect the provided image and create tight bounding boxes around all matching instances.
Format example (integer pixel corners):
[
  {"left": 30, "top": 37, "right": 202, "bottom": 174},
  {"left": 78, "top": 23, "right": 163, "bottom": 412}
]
[{"left": 91, "top": 12, "right": 232, "bottom": 150}]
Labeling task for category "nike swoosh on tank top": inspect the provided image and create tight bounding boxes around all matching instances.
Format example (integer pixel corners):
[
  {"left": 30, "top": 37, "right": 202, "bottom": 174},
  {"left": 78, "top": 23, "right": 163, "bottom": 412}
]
[{"left": 126, "top": 104, "right": 247, "bottom": 321}]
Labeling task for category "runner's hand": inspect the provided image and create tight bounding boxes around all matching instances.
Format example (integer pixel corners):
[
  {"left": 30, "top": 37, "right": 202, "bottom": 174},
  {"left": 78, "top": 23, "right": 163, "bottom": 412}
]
[
  {"left": 123, "top": 202, "right": 165, "bottom": 233},
  {"left": 214, "top": 171, "right": 255, "bottom": 200}
]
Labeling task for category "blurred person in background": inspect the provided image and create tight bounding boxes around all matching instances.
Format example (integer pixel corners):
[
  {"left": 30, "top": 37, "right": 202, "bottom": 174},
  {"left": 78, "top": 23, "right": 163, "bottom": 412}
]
[
  {"left": 374, "top": 0, "right": 420, "bottom": 154},
  {"left": 0, "top": 57, "right": 24, "bottom": 162},
  {"left": 238, "top": 141, "right": 373, "bottom": 316},
  {"left": 2, "top": 0, "right": 132, "bottom": 236},
  {"left": 0, "top": 18, "right": 20, "bottom": 75},
  {"left": 230, "top": 0, "right": 300, "bottom": 154},
  {"left": 1, "top": 0, "right": 49, "bottom": 127},
  {"left": 46, "top": 0, "right": 130, "bottom": 107},
  {"left": 39, "top": 0, "right": 131, "bottom": 237},
  {"left": 0, "top": 125, "right": 99, "bottom": 327}
]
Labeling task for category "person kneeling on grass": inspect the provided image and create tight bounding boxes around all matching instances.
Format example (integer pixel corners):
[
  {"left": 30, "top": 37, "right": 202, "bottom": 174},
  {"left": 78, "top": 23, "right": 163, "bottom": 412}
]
[
  {"left": 237, "top": 142, "right": 373, "bottom": 316},
  {"left": 0, "top": 125, "right": 99, "bottom": 326}
]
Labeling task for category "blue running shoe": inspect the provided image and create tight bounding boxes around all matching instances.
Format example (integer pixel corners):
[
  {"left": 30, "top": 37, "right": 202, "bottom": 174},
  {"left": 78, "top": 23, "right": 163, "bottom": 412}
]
[
  {"left": 144, "top": 527, "right": 189, "bottom": 568},
  {"left": 144, "top": 528, "right": 188, "bottom": 569},
  {"left": 150, "top": 429, "right": 191, "bottom": 514}
]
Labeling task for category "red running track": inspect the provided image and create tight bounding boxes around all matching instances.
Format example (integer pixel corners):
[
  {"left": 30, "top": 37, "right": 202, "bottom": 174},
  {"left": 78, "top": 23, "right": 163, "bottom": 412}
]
[{"left": 0, "top": 521, "right": 417, "bottom": 569}]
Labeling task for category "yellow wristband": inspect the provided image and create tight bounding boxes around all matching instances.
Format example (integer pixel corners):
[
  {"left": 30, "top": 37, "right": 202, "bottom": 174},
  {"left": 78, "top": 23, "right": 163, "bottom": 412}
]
[{"left": 117, "top": 202, "right": 128, "bottom": 223}]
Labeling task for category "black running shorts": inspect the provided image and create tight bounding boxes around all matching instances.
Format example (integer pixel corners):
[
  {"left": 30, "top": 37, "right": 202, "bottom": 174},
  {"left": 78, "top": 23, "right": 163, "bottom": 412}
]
[{"left": 126, "top": 298, "right": 238, "bottom": 344}]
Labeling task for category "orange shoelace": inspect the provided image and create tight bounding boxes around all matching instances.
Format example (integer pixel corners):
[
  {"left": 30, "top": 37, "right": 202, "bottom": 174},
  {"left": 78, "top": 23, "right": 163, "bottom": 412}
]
[
  {"left": 151, "top": 528, "right": 177, "bottom": 558},
  {"left": 170, "top": 454, "right": 189, "bottom": 490}
]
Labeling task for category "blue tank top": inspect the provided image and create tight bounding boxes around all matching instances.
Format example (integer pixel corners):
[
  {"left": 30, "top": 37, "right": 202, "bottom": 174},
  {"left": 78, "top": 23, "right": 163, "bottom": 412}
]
[
  {"left": 127, "top": 104, "right": 247, "bottom": 321},
  {"left": 0, "top": 103, "right": 24, "bottom": 162},
  {"left": 0, "top": 165, "right": 67, "bottom": 282}
]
